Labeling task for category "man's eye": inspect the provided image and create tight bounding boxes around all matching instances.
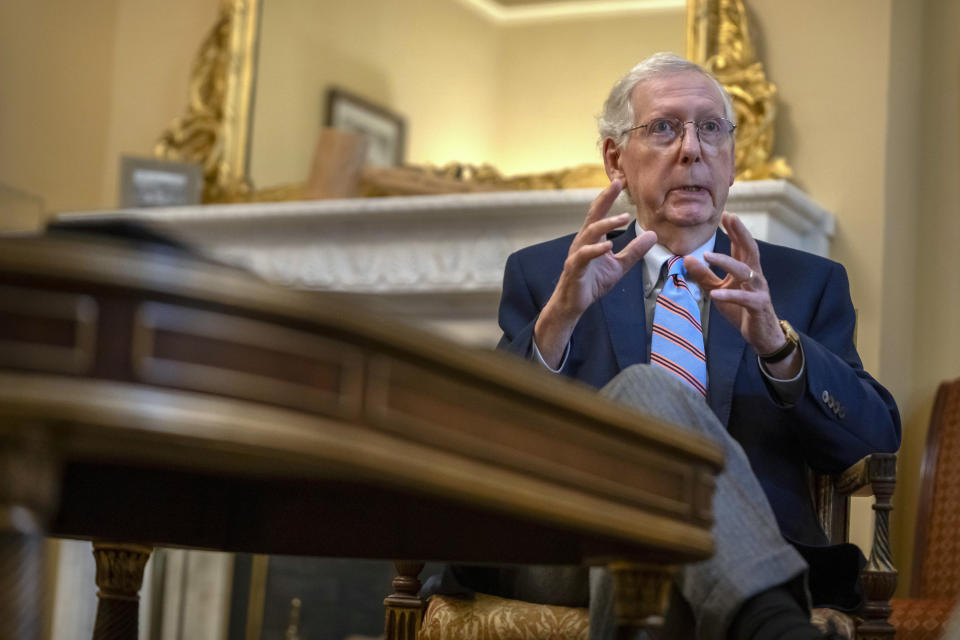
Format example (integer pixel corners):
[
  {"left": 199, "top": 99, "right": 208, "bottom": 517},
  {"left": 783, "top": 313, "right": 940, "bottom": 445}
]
[
  {"left": 649, "top": 119, "right": 675, "bottom": 134},
  {"left": 700, "top": 119, "right": 721, "bottom": 133}
]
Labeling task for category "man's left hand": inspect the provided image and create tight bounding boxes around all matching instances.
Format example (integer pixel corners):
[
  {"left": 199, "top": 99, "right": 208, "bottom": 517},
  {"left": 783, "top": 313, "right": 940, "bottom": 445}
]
[{"left": 685, "top": 212, "right": 801, "bottom": 378}]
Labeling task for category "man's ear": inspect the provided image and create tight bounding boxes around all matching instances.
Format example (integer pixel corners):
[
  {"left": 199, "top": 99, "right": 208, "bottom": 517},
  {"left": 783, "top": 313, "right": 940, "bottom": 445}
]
[{"left": 603, "top": 138, "right": 625, "bottom": 182}]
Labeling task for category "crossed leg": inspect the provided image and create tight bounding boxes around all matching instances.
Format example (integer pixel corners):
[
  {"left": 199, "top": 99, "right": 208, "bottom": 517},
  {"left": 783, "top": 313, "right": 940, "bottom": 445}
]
[
  {"left": 587, "top": 364, "right": 808, "bottom": 640},
  {"left": 425, "top": 364, "right": 811, "bottom": 640}
]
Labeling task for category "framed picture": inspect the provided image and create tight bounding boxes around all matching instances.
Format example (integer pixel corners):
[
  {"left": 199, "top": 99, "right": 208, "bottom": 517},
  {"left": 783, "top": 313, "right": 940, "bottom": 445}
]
[
  {"left": 325, "top": 88, "right": 406, "bottom": 167},
  {"left": 119, "top": 156, "right": 203, "bottom": 208}
]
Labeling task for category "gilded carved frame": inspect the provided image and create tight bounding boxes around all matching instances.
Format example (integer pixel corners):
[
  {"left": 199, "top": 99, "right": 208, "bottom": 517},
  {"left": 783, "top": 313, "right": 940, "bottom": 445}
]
[
  {"left": 157, "top": 0, "right": 790, "bottom": 203},
  {"left": 156, "top": 0, "right": 259, "bottom": 203}
]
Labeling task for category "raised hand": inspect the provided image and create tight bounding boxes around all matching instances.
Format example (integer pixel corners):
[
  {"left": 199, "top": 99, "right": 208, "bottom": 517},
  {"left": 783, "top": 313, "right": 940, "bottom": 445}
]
[
  {"left": 684, "top": 212, "right": 800, "bottom": 377},
  {"left": 534, "top": 179, "right": 657, "bottom": 368}
]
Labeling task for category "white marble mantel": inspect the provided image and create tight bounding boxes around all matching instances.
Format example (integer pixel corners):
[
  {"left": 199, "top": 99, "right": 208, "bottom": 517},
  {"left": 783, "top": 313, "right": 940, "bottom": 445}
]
[{"left": 57, "top": 179, "right": 833, "bottom": 346}]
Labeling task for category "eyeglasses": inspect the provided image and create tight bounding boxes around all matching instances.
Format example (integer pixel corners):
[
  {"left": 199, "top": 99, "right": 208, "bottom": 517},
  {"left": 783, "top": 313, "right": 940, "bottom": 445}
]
[{"left": 622, "top": 117, "right": 736, "bottom": 149}]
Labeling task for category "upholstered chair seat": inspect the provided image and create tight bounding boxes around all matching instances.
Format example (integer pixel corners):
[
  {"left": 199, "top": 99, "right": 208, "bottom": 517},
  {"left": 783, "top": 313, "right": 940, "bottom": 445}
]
[{"left": 419, "top": 593, "right": 589, "bottom": 640}]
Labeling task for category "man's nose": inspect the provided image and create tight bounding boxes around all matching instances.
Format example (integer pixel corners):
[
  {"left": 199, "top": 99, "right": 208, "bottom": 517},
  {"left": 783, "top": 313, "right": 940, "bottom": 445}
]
[{"left": 678, "top": 121, "right": 702, "bottom": 164}]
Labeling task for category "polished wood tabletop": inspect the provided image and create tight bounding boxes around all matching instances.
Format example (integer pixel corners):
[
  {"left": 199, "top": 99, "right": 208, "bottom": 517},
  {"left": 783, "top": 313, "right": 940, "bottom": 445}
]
[{"left": 0, "top": 230, "right": 723, "bottom": 639}]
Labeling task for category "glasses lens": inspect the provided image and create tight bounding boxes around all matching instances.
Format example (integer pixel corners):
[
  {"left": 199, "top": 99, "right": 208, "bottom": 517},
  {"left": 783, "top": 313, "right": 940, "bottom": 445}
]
[
  {"left": 697, "top": 118, "right": 729, "bottom": 146},
  {"left": 644, "top": 118, "right": 681, "bottom": 146}
]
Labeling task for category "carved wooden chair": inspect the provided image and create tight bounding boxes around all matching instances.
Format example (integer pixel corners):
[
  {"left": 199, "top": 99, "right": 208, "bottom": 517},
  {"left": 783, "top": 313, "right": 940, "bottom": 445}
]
[
  {"left": 381, "top": 452, "right": 898, "bottom": 640},
  {"left": 810, "top": 453, "right": 898, "bottom": 639},
  {"left": 887, "top": 377, "right": 960, "bottom": 640}
]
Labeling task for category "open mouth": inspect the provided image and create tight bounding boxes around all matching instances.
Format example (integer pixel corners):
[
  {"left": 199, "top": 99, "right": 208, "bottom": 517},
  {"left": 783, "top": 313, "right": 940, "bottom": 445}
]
[{"left": 671, "top": 185, "right": 711, "bottom": 196}]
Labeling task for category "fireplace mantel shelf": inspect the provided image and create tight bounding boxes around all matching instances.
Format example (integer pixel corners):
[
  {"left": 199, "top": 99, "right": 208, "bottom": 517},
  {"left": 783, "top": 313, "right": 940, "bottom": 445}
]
[{"left": 60, "top": 180, "right": 832, "bottom": 293}]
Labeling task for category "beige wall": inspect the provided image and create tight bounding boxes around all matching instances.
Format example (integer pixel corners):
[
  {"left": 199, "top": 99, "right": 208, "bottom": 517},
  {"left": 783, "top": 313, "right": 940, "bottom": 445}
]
[
  {"left": 880, "top": 0, "right": 922, "bottom": 429},
  {"left": 749, "top": 0, "right": 895, "bottom": 379},
  {"left": 0, "top": 0, "right": 118, "bottom": 215},
  {"left": 101, "top": 0, "right": 220, "bottom": 207},
  {"left": 0, "top": 184, "right": 45, "bottom": 232},
  {"left": 493, "top": 11, "right": 685, "bottom": 173},
  {"left": 0, "top": 0, "right": 218, "bottom": 218}
]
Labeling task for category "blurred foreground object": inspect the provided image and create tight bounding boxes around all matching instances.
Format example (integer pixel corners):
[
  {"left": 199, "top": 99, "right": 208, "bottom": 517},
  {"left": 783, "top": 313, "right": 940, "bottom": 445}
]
[{"left": 0, "top": 229, "right": 720, "bottom": 640}]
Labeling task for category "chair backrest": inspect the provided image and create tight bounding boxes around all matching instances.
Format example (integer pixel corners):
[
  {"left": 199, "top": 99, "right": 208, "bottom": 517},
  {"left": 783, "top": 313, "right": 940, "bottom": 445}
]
[{"left": 913, "top": 377, "right": 960, "bottom": 598}]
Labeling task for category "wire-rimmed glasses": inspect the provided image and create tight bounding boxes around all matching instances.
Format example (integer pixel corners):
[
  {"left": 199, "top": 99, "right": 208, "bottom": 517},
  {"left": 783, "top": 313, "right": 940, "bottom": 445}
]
[{"left": 622, "top": 117, "right": 736, "bottom": 149}]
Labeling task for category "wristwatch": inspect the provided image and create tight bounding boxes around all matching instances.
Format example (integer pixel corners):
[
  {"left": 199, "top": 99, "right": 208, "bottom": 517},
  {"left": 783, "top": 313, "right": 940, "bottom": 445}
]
[{"left": 759, "top": 320, "right": 799, "bottom": 364}]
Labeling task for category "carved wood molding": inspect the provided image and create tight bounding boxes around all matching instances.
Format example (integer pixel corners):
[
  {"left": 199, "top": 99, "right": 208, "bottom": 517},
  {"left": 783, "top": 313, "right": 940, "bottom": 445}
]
[
  {"left": 384, "top": 561, "right": 426, "bottom": 640},
  {"left": 91, "top": 542, "right": 153, "bottom": 640},
  {"left": 92, "top": 543, "right": 153, "bottom": 601},
  {"left": 609, "top": 562, "right": 677, "bottom": 629}
]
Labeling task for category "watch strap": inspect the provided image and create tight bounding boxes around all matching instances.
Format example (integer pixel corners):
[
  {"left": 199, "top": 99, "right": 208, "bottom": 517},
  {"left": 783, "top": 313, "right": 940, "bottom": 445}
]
[{"left": 759, "top": 320, "right": 799, "bottom": 364}]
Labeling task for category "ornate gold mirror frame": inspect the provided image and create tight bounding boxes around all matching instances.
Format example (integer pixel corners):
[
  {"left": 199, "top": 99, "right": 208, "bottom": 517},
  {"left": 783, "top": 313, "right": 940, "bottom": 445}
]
[
  {"left": 687, "top": 0, "right": 791, "bottom": 181},
  {"left": 156, "top": 0, "right": 790, "bottom": 203},
  {"left": 155, "top": 0, "right": 258, "bottom": 203}
]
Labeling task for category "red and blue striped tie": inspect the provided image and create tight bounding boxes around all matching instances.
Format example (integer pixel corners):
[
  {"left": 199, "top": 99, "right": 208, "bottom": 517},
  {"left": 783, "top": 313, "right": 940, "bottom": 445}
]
[{"left": 650, "top": 255, "right": 707, "bottom": 397}]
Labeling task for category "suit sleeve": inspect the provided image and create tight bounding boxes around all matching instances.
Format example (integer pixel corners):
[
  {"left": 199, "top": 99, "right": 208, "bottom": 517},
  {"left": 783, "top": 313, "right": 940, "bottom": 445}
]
[
  {"left": 788, "top": 262, "right": 901, "bottom": 471},
  {"left": 496, "top": 251, "right": 541, "bottom": 360}
]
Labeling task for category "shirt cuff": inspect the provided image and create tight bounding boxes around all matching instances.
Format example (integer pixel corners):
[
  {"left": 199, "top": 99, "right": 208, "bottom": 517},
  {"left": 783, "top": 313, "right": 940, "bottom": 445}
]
[
  {"left": 532, "top": 338, "right": 570, "bottom": 373},
  {"left": 758, "top": 342, "right": 806, "bottom": 406}
]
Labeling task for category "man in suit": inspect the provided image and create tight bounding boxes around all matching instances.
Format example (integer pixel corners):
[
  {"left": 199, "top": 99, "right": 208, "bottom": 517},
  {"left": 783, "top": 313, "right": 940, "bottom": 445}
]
[{"left": 494, "top": 52, "right": 901, "bottom": 638}]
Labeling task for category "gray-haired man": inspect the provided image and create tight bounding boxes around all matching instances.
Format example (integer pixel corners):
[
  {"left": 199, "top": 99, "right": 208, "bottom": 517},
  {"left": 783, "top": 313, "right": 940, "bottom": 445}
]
[{"left": 430, "top": 53, "right": 900, "bottom": 640}]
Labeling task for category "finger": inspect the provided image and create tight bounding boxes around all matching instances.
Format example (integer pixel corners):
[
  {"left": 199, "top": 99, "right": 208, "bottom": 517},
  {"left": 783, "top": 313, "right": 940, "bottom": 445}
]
[
  {"left": 614, "top": 229, "right": 657, "bottom": 270},
  {"left": 582, "top": 179, "right": 625, "bottom": 229},
  {"left": 703, "top": 251, "right": 757, "bottom": 284},
  {"left": 565, "top": 240, "right": 613, "bottom": 274},
  {"left": 584, "top": 212, "right": 632, "bottom": 239},
  {"left": 572, "top": 212, "right": 631, "bottom": 251},
  {"left": 684, "top": 256, "right": 724, "bottom": 290},
  {"left": 710, "top": 288, "right": 769, "bottom": 310},
  {"left": 722, "top": 212, "right": 760, "bottom": 265}
]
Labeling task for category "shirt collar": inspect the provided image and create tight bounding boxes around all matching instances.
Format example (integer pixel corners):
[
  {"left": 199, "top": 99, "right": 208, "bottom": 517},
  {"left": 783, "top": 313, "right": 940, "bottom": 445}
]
[{"left": 635, "top": 219, "right": 716, "bottom": 301}]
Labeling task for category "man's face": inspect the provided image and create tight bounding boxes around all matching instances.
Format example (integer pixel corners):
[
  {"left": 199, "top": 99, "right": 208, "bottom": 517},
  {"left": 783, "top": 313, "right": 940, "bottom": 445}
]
[{"left": 604, "top": 71, "right": 735, "bottom": 251}]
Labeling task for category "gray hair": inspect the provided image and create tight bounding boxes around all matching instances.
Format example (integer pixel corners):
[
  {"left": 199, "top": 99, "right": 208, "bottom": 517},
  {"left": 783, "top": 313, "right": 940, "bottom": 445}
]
[{"left": 597, "top": 52, "right": 735, "bottom": 149}]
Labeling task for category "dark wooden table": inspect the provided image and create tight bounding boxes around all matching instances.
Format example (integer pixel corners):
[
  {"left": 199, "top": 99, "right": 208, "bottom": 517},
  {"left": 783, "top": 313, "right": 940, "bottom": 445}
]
[{"left": 0, "top": 232, "right": 723, "bottom": 640}]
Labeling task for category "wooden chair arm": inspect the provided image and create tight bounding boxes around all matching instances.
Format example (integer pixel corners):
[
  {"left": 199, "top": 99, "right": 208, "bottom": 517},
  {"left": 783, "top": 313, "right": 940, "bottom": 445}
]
[{"left": 833, "top": 453, "right": 897, "bottom": 497}]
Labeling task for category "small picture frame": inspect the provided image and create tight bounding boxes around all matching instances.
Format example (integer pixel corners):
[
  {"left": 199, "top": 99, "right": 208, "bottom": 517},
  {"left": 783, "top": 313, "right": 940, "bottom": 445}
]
[
  {"left": 119, "top": 156, "right": 203, "bottom": 208},
  {"left": 325, "top": 88, "right": 406, "bottom": 167}
]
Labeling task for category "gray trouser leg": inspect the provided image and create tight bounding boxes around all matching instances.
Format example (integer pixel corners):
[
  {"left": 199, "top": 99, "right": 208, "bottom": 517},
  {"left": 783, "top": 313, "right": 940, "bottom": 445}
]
[{"left": 589, "top": 365, "right": 808, "bottom": 640}]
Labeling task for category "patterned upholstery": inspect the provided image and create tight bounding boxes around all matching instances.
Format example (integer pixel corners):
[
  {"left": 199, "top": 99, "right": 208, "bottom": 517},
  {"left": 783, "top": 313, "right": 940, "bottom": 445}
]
[
  {"left": 919, "top": 382, "right": 960, "bottom": 600},
  {"left": 419, "top": 593, "right": 588, "bottom": 640},
  {"left": 890, "top": 598, "right": 956, "bottom": 640},
  {"left": 890, "top": 378, "right": 960, "bottom": 639},
  {"left": 418, "top": 596, "right": 858, "bottom": 639}
]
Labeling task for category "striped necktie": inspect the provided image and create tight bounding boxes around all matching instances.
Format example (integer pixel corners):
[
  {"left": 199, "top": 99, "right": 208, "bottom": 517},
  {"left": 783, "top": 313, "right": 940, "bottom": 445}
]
[{"left": 650, "top": 255, "right": 707, "bottom": 397}]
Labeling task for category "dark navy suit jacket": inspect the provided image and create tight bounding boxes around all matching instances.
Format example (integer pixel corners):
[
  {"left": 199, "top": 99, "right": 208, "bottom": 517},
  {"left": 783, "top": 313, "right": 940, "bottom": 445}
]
[{"left": 497, "top": 224, "right": 901, "bottom": 606}]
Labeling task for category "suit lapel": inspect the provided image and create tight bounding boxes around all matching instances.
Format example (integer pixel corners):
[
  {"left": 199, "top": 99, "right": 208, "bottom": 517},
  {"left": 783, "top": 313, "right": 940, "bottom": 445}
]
[
  {"left": 600, "top": 224, "right": 647, "bottom": 372},
  {"left": 705, "top": 230, "right": 747, "bottom": 427}
]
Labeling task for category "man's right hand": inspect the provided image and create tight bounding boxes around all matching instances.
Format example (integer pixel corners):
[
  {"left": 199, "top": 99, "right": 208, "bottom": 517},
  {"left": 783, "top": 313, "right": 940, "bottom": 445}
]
[{"left": 533, "top": 179, "right": 657, "bottom": 369}]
